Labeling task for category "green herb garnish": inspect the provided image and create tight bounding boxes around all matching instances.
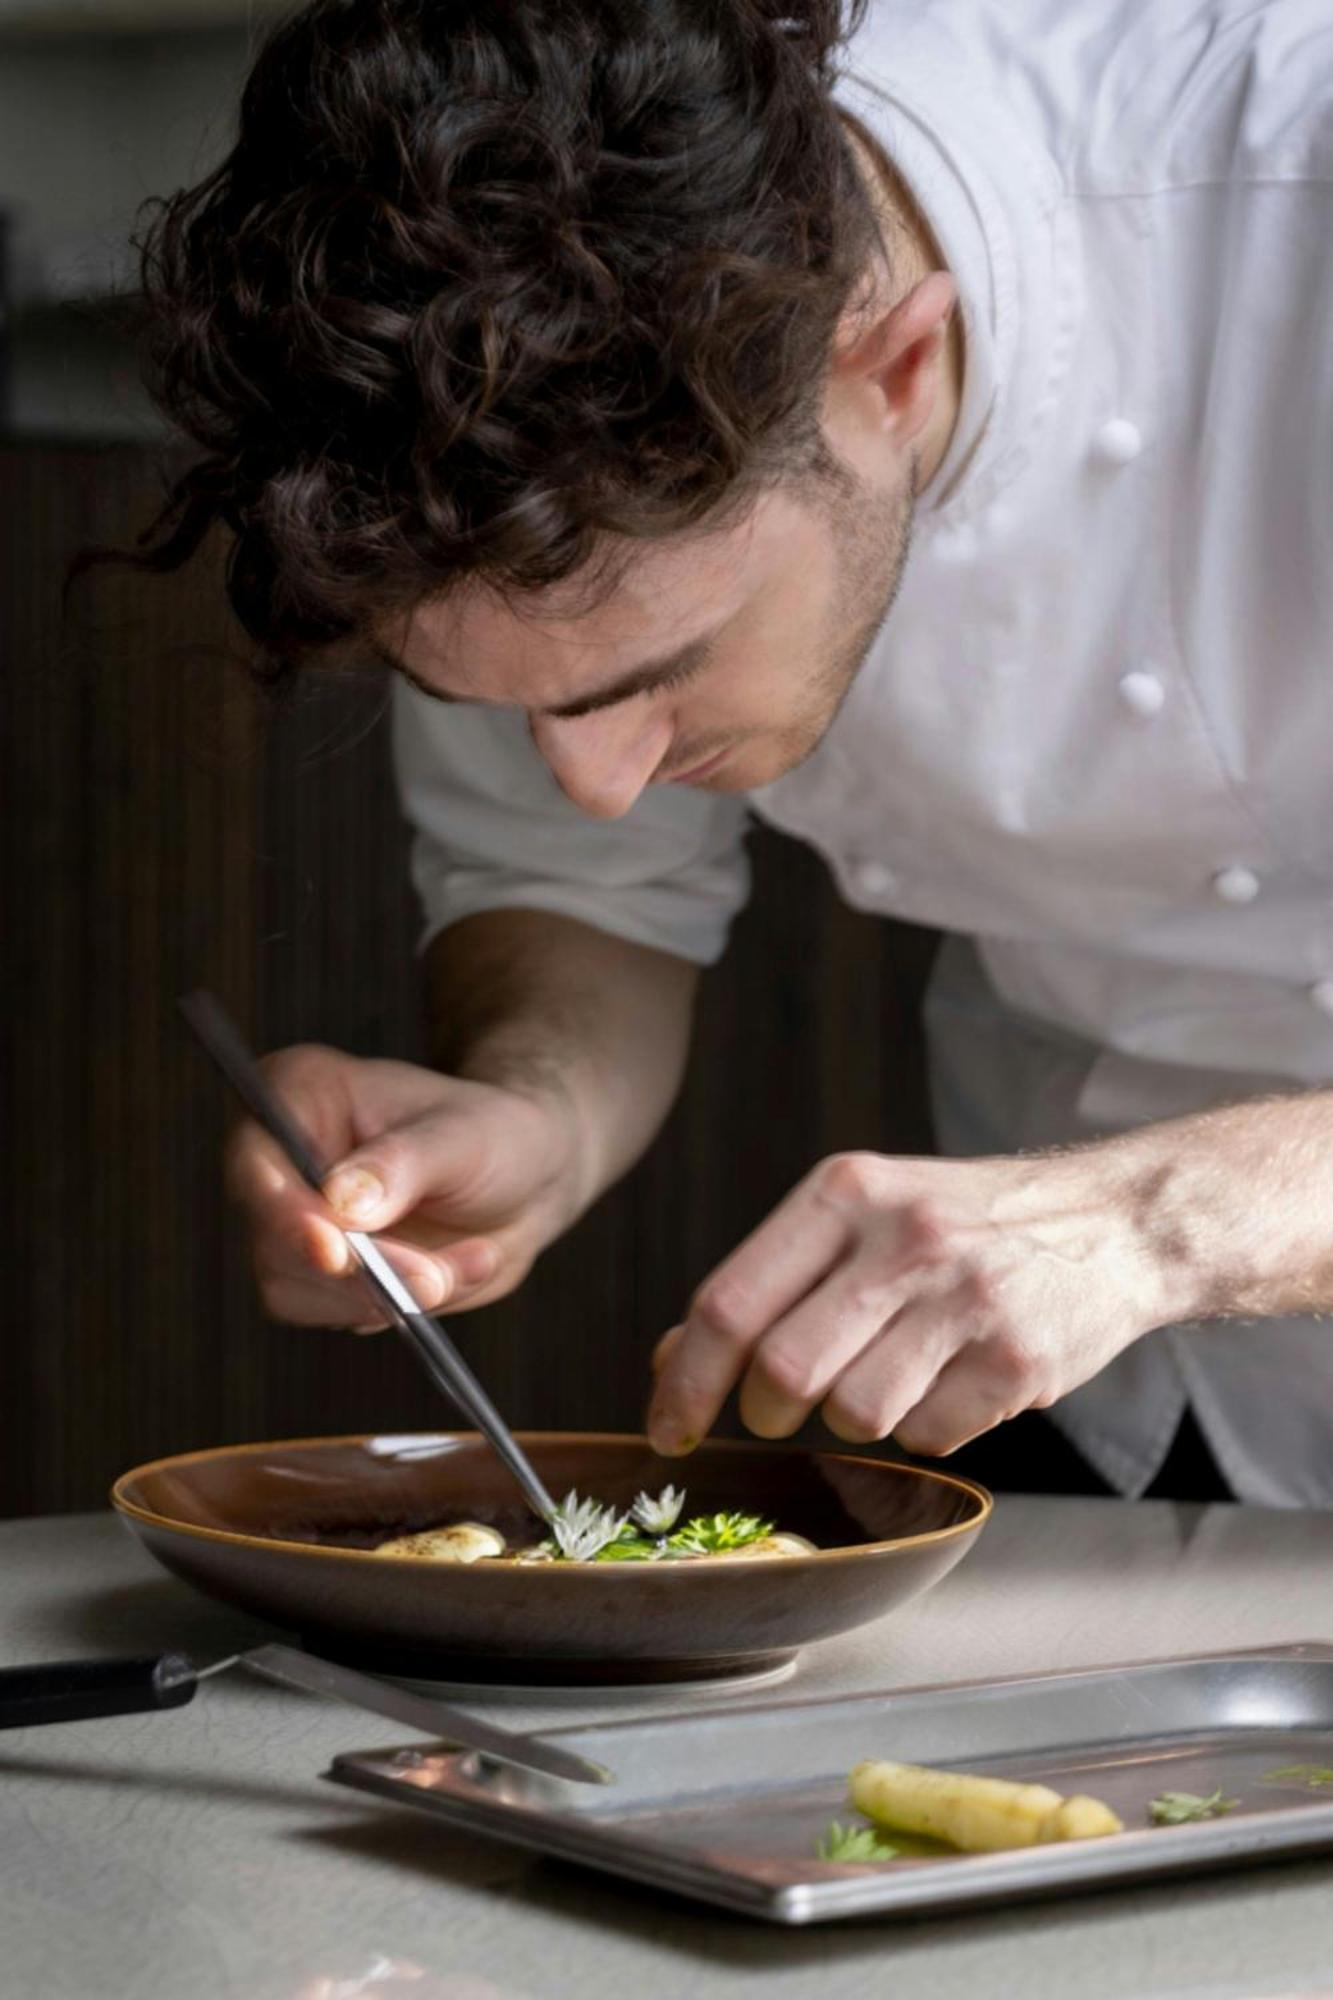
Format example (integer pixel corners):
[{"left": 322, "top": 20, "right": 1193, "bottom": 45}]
[
  {"left": 593, "top": 1534, "right": 662, "bottom": 1562},
  {"left": 816, "top": 1820, "right": 898, "bottom": 1863},
  {"left": 1261, "top": 1764, "right": 1333, "bottom": 1789},
  {"left": 1148, "top": 1789, "right": 1239, "bottom": 1825},
  {"left": 539, "top": 1493, "right": 778, "bottom": 1562},
  {"left": 666, "top": 1510, "right": 774, "bottom": 1555}
]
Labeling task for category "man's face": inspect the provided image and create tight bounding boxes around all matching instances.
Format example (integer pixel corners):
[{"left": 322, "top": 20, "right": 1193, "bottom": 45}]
[{"left": 382, "top": 454, "right": 913, "bottom": 819}]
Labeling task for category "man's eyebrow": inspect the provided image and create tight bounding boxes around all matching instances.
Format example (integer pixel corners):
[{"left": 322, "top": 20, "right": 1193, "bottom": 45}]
[
  {"left": 373, "top": 633, "right": 718, "bottom": 718},
  {"left": 540, "top": 636, "right": 717, "bottom": 719}
]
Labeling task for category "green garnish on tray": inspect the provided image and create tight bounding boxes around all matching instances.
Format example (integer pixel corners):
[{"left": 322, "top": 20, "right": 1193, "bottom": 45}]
[
  {"left": 1261, "top": 1764, "right": 1333, "bottom": 1789},
  {"left": 1148, "top": 1788, "right": 1239, "bottom": 1825},
  {"left": 816, "top": 1820, "right": 899, "bottom": 1863}
]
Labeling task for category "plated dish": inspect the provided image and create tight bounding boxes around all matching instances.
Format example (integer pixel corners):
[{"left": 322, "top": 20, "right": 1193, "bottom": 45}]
[
  {"left": 374, "top": 1483, "right": 817, "bottom": 1566},
  {"left": 111, "top": 1432, "right": 990, "bottom": 1685}
]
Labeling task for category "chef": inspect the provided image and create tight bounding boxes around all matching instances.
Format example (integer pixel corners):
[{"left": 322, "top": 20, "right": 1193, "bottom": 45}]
[{"left": 196, "top": 0, "right": 1333, "bottom": 1504}]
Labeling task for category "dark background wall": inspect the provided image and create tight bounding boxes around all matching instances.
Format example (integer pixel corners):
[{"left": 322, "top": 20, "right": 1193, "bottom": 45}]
[{"left": 3, "top": 441, "right": 940, "bottom": 1517}]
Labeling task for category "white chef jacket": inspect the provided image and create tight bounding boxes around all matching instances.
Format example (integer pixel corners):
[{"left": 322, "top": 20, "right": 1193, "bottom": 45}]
[{"left": 394, "top": 0, "right": 1333, "bottom": 1505}]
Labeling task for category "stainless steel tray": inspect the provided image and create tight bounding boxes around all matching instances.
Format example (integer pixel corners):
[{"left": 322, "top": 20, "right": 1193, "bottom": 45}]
[{"left": 325, "top": 1643, "right": 1333, "bottom": 1924}]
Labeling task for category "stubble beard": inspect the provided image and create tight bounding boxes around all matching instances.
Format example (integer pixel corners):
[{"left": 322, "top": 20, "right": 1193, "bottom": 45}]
[{"left": 766, "top": 463, "right": 917, "bottom": 783}]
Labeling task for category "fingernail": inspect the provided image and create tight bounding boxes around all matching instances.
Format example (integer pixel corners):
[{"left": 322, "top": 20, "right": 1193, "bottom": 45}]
[
  {"left": 325, "top": 1167, "right": 385, "bottom": 1222},
  {"left": 649, "top": 1415, "right": 694, "bottom": 1457}
]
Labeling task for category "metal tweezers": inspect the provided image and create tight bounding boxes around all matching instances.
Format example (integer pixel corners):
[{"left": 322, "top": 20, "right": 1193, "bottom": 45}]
[{"left": 178, "top": 990, "right": 558, "bottom": 1525}]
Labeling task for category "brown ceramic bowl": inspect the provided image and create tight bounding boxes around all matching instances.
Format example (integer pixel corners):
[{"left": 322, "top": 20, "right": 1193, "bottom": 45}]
[{"left": 112, "top": 1432, "right": 990, "bottom": 1684}]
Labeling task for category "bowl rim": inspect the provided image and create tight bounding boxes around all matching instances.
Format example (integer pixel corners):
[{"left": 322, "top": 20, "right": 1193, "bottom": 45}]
[{"left": 110, "top": 1429, "right": 992, "bottom": 1568}]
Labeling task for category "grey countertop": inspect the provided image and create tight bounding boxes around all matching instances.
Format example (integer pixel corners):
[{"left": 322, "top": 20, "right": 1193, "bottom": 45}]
[{"left": 3, "top": 1499, "right": 1332, "bottom": 2000}]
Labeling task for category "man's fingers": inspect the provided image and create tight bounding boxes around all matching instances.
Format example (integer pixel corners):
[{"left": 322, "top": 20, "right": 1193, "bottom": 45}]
[
  {"left": 220, "top": 1044, "right": 560, "bottom": 1335},
  {"left": 254, "top": 1272, "right": 388, "bottom": 1329},
  {"left": 228, "top": 1128, "right": 356, "bottom": 1283},
  {"left": 236, "top": 1132, "right": 472, "bottom": 1322},
  {"left": 891, "top": 1354, "right": 1005, "bottom": 1458},
  {"left": 256, "top": 1254, "right": 448, "bottom": 1327},
  {"left": 647, "top": 1192, "right": 850, "bottom": 1454},
  {"left": 818, "top": 1305, "right": 960, "bottom": 1445},
  {"left": 250, "top": 1045, "right": 359, "bottom": 1163},
  {"left": 227, "top": 1121, "right": 306, "bottom": 1215},
  {"left": 304, "top": 1213, "right": 353, "bottom": 1277},
  {"left": 321, "top": 1105, "right": 487, "bottom": 1232},
  {"left": 226, "top": 1069, "right": 487, "bottom": 1243},
  {"left": 284, "top": 1233, "right": 505, "bottom": 1333},
  {"left": 893, "top": 1336, "right": 1040, "bottom": 1458},
  {"left": 820, "top": 1263, "right": 1013, "bottom": 1446},
  {"left": 736, "top": 1253, "right": 925, "bottom": 1440},
  {"left": 253, "top": 1232, "right": 481, "bottom": 1328}
]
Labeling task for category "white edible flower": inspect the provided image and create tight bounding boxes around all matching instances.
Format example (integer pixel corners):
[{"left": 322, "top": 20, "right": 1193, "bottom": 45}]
[
  {"left": 630, "top": 1484, "right": 686, "bottom": 1535},
  {"left": 548, "top": 1490, "right": 628, "bottom": 1563}
]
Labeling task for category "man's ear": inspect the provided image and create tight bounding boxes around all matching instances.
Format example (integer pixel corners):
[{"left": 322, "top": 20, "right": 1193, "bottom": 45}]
[{"left": 831, "top": 270, "right": 956, "bottom": 456}]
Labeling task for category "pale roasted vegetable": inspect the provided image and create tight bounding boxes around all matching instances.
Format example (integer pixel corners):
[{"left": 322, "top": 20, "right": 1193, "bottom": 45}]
[
  {"left": 711, "top": 1532, "right": 819, "bottom": 1560},
  {"left": 850, "top": 1760, "right": 1123, "bottom": 1852},
  {"left": 376, "top": 1523, "right": 506, "bottom": 1563}
]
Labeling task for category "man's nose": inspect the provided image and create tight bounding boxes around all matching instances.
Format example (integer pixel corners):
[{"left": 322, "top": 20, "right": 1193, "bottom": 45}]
[{"left": 529, "top": 708, "right": 672, "bottom": 819}]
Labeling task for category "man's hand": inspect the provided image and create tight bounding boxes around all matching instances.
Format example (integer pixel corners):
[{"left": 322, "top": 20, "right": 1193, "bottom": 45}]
[
  {"left": 227, "top": 1044, "right": 591, "bottom": 1330},
  {"left": 646, "top": 1146, "right": 1186, "bottom": 1457},
  {"left": 226, "top": 910, "right": 700, "bottom": 1333}
]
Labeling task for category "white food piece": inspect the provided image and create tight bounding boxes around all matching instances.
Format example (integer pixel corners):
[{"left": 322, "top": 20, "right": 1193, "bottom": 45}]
[
  {"left": 375, "top": 1522, "right": 506, "bottom": 1563},
  {"left": 710, "top": 1533, "right": 819, "bottom": 1560},
  {"left": 850, "top": 1759, "right": 1123, "bottom": 1851}
]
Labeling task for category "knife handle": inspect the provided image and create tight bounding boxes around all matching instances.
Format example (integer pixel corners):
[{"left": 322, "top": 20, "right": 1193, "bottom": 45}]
[{"left": 0, "top": 1653, "right": 199, "bottom": 1729}]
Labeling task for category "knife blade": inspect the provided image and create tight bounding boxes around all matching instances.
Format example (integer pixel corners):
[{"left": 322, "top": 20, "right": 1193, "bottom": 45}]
[
  {"left": 0, "top": 1643, "right": 613, "bottom": 1787},
  {"left": 239, "top": 1643, "right": 613, "bottom": 1786}
]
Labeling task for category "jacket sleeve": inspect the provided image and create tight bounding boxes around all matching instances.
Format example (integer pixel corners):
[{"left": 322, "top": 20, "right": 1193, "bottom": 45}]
[{"left": 392, "top": 681, "right": 751, "bottom": 965}]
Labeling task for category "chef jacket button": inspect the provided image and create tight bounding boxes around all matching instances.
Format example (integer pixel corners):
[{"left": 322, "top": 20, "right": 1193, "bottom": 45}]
[
  {"left": 1309, "top": 979, "right": 1333, "bottom": 1018},
  {"left": 853, "top": 860, "right": 897, "bottom": 899},
  {"left": 1117, "top": 669, "right": 1166, "bottom": 717},
  {"left": 1211, "top": 864, "right": 1261, "bottom": 906},
  {"left": 1093, "top": 417, "right": 1143, "bottom": 465}
]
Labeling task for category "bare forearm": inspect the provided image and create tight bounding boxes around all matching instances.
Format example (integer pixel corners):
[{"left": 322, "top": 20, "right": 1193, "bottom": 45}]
[
  {"left": 425, "top": 909, "right": 699, "bottom": 1211},
  {"left": 1103, "top": 1087, "right": 1333, "bottom": 1323}
]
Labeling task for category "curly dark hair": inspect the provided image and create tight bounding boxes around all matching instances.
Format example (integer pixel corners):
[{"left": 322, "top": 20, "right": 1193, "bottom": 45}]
[{"left": 114, "top": 0, "right": 879, "bottom": 672}]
